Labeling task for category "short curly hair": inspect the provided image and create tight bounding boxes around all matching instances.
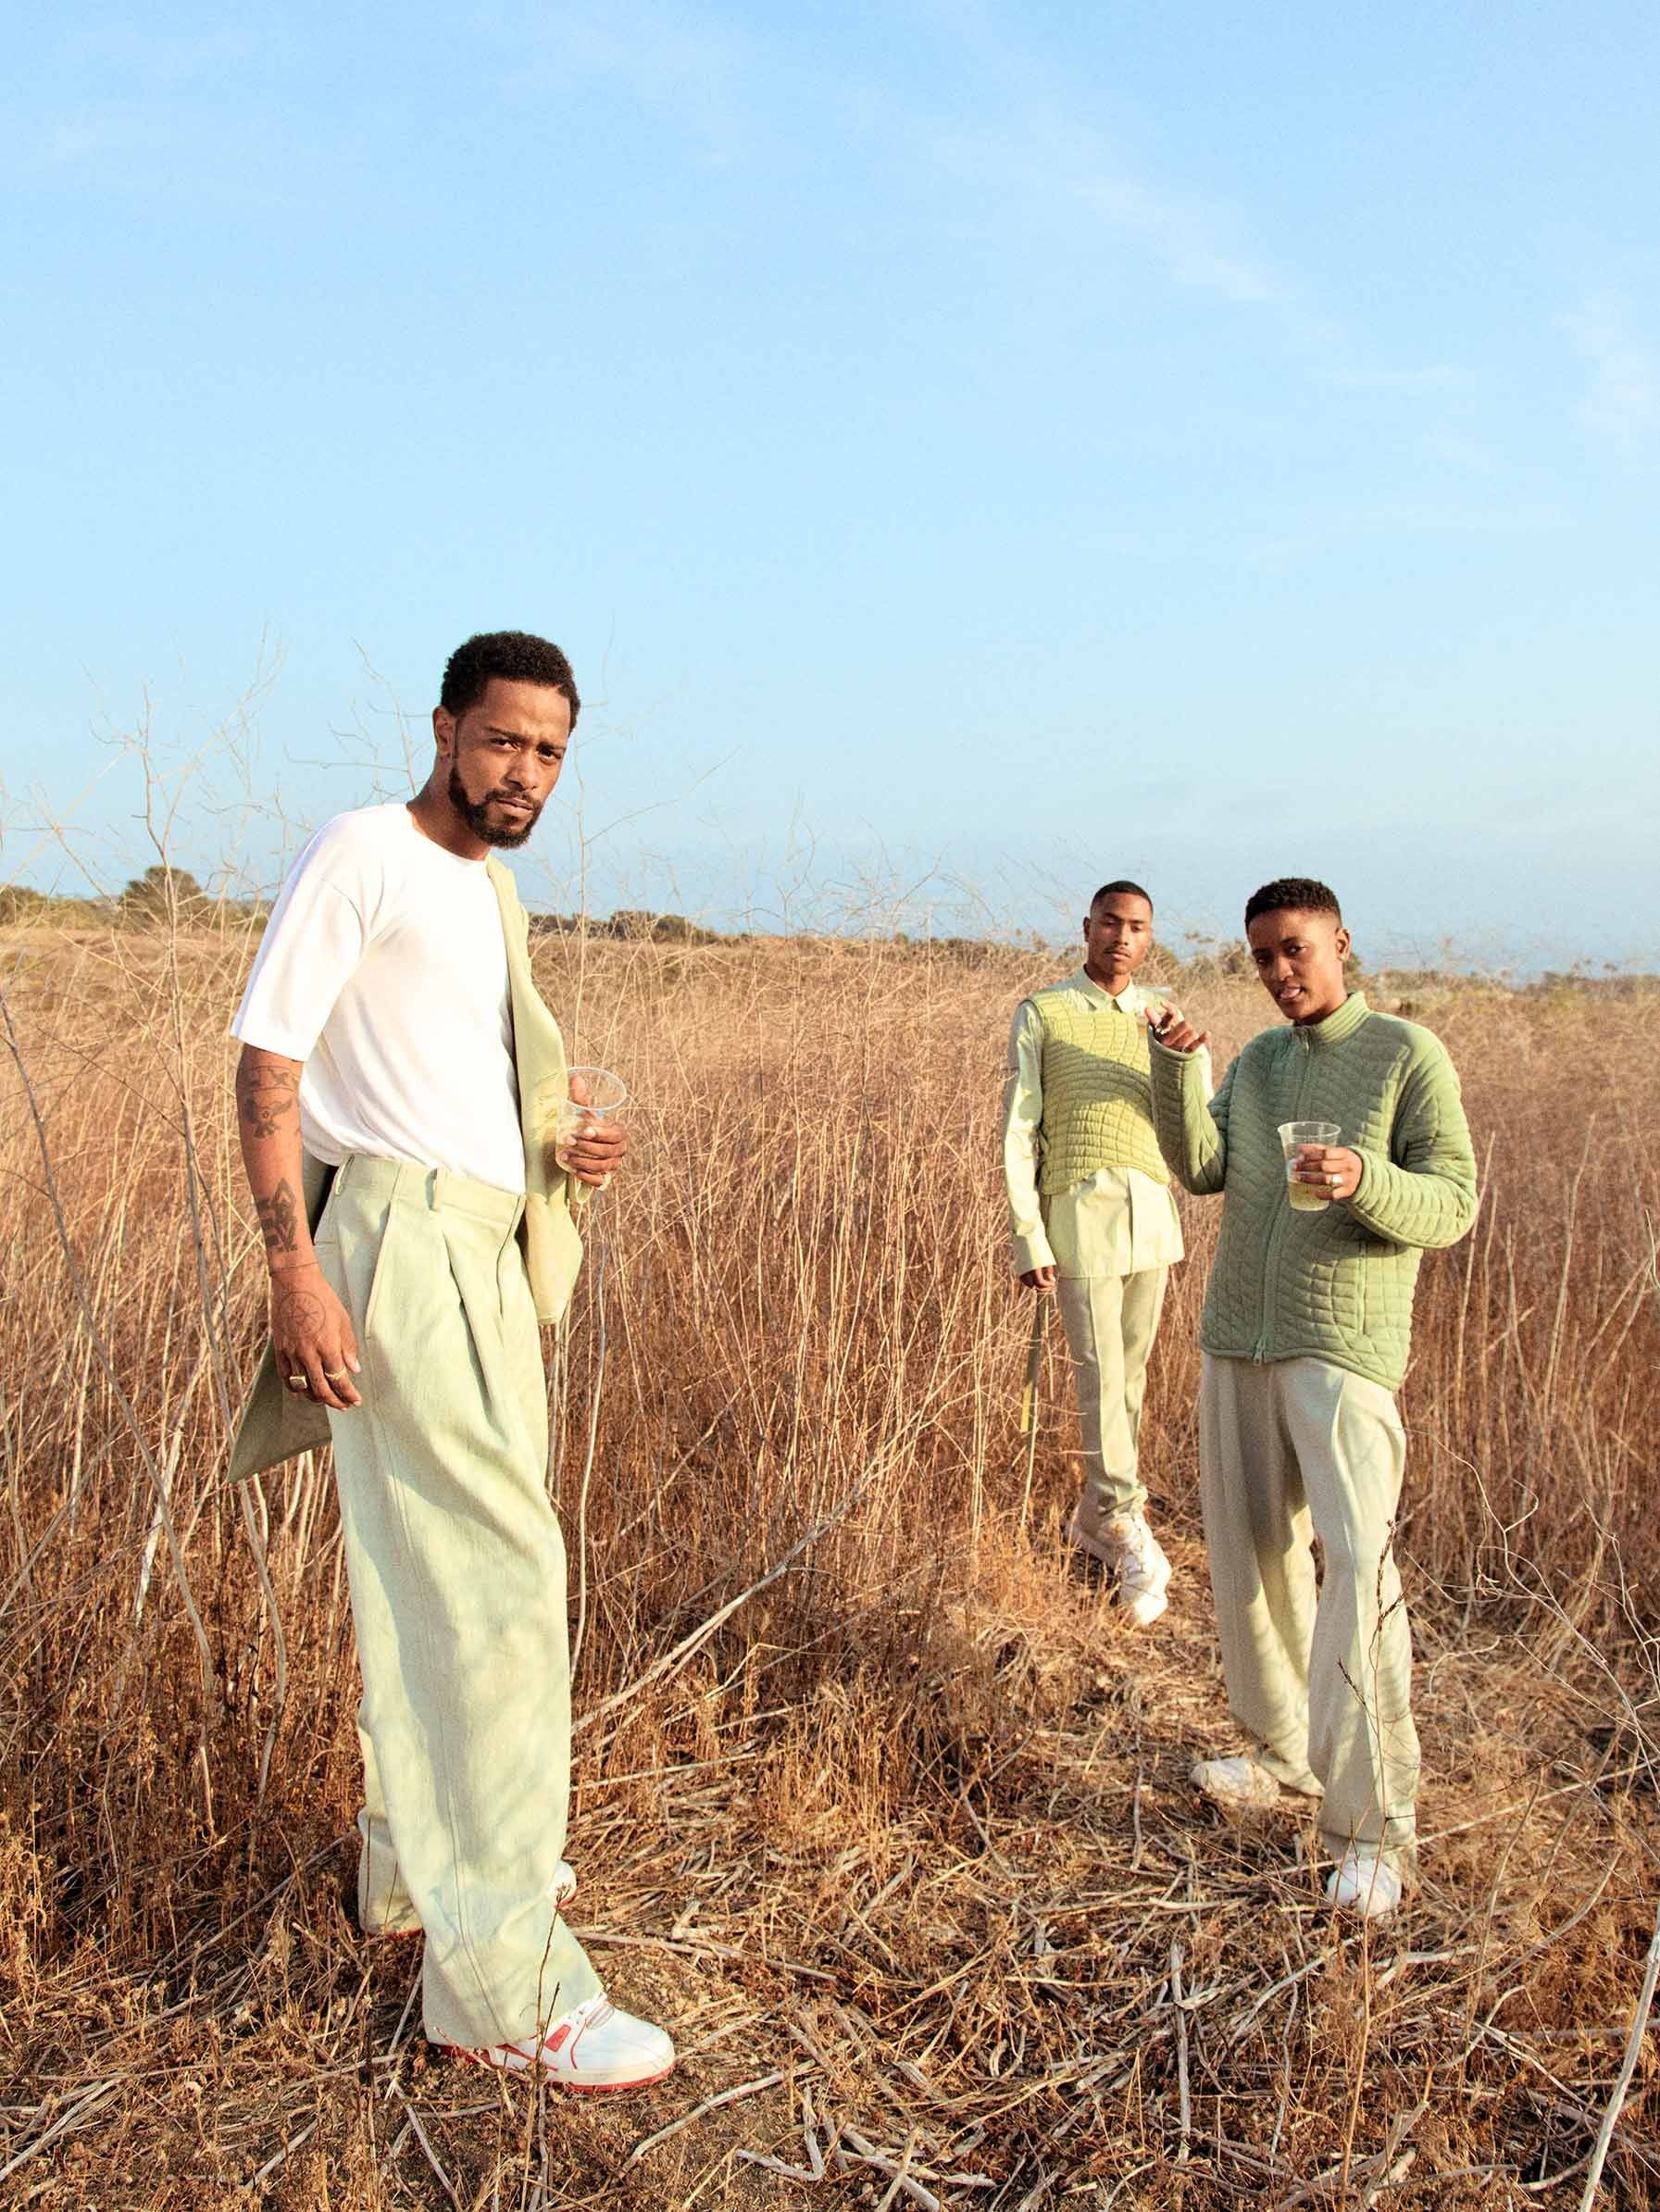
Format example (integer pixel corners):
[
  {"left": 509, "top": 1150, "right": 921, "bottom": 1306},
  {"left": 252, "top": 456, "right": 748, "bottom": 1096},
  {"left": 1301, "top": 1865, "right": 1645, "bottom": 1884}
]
[
  {"left": 440, "top": 631, "right": 581, "bottom": 727},
  {"left": 1244, "top": 877, "right": 1342, "bottom": 929}
]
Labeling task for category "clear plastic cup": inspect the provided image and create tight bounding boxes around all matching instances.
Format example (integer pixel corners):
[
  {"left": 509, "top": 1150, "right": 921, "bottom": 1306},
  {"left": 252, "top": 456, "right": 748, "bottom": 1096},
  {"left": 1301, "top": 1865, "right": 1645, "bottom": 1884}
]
[
  {"left": 1279, "top": 1119, "right": 1341, "bottom": 1211},
  {"left": 550, "top": 1066, "right": 629, "bottom": 1169}
]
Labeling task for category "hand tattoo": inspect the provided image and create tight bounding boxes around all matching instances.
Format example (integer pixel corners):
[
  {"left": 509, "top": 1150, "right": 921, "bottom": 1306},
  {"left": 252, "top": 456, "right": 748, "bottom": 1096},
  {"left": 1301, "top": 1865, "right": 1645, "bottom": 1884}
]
[
  {"left": 256, "top": 1180, "right": 302, "bottom": 1256},
  {"left": 271, "top": 1283, "right": 327, "bottom": 1335}
]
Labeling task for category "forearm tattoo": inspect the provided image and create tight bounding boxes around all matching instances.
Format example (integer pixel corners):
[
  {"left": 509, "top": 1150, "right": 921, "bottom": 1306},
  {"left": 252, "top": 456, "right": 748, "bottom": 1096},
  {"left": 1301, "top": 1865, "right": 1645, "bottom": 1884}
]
[
  {"left": 238, "top": 1059, "right": 301, "bottom": 1140},
  {"left": 256, "top": 1179, "right": 303, "bottom": 1257}
]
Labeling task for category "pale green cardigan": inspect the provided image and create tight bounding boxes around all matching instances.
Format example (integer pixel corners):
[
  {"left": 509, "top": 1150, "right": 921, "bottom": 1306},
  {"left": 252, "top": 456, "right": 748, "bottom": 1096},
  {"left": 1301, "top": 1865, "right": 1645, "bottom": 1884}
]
[{"left": 1149, "top": 993, "right": 1477, "bottom": 1390}]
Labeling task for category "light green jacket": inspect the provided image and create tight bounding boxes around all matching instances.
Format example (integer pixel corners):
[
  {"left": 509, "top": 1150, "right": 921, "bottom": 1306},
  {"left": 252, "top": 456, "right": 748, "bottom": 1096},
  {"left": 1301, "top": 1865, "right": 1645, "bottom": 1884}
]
[
  {"left": 1149, "top": 993, "right": 1477, "bottom": 1391},
  {"left": 228, "top": 857, "right": 585, "bottom": 1482}
]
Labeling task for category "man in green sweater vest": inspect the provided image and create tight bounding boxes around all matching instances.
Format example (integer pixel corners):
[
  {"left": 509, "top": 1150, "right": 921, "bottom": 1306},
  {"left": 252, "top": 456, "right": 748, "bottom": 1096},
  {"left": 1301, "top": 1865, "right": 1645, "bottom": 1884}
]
[
  {"left": 1003, "top": 881, "right": 1196, "bottom": 1625},
  {"left": 1149, "top": 878, "right": 1477, "bottom": 1918}
]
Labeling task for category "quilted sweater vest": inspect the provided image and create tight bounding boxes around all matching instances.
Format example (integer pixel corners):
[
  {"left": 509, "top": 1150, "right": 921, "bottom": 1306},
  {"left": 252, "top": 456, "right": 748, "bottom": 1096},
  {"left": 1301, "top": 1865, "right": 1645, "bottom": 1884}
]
[{"left": 1034, "top": 987, "right": 1170, "bottom": 1195}]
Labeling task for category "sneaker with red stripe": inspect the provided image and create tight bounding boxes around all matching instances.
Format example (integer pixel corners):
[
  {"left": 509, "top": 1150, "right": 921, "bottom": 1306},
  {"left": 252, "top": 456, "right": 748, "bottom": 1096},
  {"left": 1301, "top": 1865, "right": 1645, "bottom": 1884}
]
[{"left": 444, "top": 1993, "right": 675, "bottom": 2092}]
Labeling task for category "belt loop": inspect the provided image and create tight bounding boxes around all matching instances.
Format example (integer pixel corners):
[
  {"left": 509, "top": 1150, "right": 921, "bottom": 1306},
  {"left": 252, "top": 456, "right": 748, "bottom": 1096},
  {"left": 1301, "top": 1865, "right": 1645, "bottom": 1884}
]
[{"left": 430, "top": 1167, "right": 449, "bottom": 1213}]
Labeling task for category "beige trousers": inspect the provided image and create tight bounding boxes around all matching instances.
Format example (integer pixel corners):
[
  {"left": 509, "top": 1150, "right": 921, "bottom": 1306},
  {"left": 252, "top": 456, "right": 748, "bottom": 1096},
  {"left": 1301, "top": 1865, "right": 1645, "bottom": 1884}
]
[
  {"left": 1199, "top": 1354, "right": 1419, "bottom": 1868},
  {"left": 1055, "top": 1267, "right": 1167, "bottom": 1541},
  {"left": 314, "top": 1153, "right": 601, "bottom": 2048}
]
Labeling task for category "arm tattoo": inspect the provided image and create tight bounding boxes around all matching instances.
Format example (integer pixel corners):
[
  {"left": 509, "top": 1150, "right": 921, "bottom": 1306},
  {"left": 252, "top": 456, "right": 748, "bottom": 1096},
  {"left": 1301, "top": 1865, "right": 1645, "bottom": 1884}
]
[
  {"left": 256, "top": 1180, "right": 303, "bottom": 1257},
  {"left": 238, "top": 1061, "right": 301, "bottom": 1141}
]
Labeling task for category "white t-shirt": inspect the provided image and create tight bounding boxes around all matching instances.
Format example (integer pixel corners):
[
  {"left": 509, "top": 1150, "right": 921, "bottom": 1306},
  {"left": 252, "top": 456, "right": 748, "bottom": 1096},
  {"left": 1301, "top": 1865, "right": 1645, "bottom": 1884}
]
[{"left": 231, "top": 804, "right": 526, "bottom": 1193}]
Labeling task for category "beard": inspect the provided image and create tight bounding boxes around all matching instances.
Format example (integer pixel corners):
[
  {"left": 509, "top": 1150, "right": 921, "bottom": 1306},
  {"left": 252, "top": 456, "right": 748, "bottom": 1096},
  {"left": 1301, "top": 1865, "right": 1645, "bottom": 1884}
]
[{"left": 448, "top": 760, "right": 543, "bottom": 848}]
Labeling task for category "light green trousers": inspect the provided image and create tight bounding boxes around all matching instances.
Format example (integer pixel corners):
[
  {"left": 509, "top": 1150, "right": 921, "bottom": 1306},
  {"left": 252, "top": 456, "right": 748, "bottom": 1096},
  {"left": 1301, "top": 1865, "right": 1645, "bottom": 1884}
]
[
  {"left": 313, "top": 1154, "right": 601, "bottom": 2048},
  {"left": 1199, "top": 1353, "right": 1420, "bottom": 1869},
  {"left": 1055, "top": 1267, "right": 1167, "bottom": 1541}
]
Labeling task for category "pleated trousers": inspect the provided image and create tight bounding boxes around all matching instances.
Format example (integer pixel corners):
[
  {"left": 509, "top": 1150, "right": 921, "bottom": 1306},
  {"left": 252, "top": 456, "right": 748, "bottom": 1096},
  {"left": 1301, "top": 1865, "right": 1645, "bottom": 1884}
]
[
  {"left": 313, "top": 1152, "right": 601, "bottom": 2048},
  {"left": 1055, "top": 1266, "right": 1168, "bottom": 1541},
  {"left": 1199, "top": 1352, "right": 1420, "bottom": 1869}
]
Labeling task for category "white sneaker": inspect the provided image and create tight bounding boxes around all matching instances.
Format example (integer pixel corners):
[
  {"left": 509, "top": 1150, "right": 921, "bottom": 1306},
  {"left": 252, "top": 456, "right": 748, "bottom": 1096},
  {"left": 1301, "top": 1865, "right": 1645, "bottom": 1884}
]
[
  {"left": 1102, "top": 1511, "right": 1172, "bottom": 1626},
  {"left": 366, "top": 1859, "right": 576, "bottom": 1943},
  {"left": 446, "top": 1993, "right": 676, "bottom": 2092},
  {"left": 1325, "top": 1844, "right": 1404, "bottom": 1920},
  {"left": 1191, "top": 1755, "right": 1283, "bottom": 1813}
]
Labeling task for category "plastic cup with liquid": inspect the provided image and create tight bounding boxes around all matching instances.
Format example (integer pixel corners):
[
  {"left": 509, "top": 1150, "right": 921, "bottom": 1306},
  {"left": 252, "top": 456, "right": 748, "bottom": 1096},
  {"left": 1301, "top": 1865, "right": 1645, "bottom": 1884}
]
[
  {"left": 1279, "top": 1119, "right": 1341, "bottom": 1211},
  {"left": 550, "top": 1066, "right": 629, "bottom": 1170}
]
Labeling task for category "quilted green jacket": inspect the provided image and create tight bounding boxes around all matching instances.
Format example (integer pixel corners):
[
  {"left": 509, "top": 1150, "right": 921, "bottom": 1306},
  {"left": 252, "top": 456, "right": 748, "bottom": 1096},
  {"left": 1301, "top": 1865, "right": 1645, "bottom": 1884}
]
[{"left": 1149, "top": 994, "right": 1477, "bottom": 1390}]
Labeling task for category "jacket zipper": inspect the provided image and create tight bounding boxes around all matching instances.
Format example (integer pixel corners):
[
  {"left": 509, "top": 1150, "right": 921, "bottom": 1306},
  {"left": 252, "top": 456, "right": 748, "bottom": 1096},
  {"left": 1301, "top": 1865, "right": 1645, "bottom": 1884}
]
[{"left": 1254, "top": 1026, "right": 1316, "bottom": 1359}]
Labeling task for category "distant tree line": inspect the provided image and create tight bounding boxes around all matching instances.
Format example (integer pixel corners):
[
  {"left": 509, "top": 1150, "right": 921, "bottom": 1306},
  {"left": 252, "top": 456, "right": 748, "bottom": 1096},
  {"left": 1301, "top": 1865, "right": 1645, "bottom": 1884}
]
[{"left": 4, "top": 878, "right": 1654, "bottom": 992}]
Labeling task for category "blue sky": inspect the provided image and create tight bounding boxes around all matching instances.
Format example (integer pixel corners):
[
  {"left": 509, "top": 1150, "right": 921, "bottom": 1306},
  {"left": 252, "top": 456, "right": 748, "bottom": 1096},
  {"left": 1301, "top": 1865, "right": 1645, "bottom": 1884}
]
[{"left": 3, "top": 1, "right": 1655, "bottom": 967}]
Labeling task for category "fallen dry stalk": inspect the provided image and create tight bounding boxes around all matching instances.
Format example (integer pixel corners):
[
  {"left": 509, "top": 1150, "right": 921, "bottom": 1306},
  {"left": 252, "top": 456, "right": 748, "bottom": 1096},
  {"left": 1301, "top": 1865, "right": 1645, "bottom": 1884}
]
[{"left": 0, "top": 905, "right": 1656, "bottom": 2206}]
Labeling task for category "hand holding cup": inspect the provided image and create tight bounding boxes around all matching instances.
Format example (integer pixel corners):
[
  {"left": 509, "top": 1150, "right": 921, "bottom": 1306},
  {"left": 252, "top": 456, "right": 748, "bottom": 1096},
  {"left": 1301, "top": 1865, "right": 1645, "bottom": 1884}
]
[{"left": 553, "top": 1066, "right": 630, "bottom": 1189}]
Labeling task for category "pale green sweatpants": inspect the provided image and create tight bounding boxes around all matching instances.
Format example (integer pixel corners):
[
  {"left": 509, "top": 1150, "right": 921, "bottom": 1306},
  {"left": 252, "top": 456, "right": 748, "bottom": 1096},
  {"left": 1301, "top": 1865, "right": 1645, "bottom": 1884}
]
[
  {"left": 1055, "top": 1267, "right": 1167, "bottom": 1542},
  {"left": 313, "top": 1153, "right": 601, "bottom": 2048},
  {"left": 1199, "top": 1353, "right": 1419, "bottom": 1869}
]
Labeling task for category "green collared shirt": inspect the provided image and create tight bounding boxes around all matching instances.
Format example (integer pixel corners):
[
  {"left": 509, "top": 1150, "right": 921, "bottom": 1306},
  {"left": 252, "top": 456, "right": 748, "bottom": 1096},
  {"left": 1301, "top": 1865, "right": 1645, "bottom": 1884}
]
[{"left": 1002, "top": 969, "right": 1197, "bottom": 1280}]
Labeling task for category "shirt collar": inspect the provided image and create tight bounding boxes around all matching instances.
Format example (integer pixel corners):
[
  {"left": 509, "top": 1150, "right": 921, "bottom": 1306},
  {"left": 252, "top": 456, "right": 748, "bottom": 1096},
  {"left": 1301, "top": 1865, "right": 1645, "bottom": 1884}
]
[{"left": 1067, "top": 967, "right": 1148, "bottom": 1017}]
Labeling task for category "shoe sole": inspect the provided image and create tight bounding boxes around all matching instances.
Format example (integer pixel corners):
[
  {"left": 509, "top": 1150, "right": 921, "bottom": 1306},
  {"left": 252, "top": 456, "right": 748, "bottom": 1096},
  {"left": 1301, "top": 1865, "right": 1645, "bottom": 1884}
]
[{"left": 440, "top": 2044, "right": 675, "bottom": 2093}]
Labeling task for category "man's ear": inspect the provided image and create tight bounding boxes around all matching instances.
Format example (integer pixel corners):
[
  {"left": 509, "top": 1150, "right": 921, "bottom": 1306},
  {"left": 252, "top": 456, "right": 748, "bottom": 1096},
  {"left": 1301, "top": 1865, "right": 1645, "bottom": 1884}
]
[
  {"left": 432, "top": 706, "right": 456, "bottom": 761},
  {"left": 1335, "top": 924, "right": 1353, "bottom": 962}
]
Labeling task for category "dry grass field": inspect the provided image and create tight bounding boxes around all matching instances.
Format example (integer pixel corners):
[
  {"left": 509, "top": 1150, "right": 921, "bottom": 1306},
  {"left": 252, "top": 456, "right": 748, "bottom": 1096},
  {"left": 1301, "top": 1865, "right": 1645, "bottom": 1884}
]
[{"left": 1, "top": 907, "right": 1656, "bottom": 2209}]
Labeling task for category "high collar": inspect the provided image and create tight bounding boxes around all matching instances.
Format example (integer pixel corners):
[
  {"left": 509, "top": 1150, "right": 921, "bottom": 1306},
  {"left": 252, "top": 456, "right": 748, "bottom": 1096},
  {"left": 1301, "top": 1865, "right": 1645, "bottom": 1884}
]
[{"left": 1290, "top": 991, "right": 1371, "bottom": 1050}]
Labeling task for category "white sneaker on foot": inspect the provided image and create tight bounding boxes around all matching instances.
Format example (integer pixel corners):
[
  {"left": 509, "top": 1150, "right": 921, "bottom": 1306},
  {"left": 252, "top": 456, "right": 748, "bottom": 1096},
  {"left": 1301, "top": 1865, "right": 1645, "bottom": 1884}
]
[
  {"left": 1191, "top": 1755, "right": 1283, "bottom": 1812},
  {"left": 1101, "top": 1511, "right": 1172, "bottom": 1627},
  {"left": 366, "top": 1859, "right": 576, "bottom": 1943},
  {"left": 1325, "top": 1844, "right": 1403, "bottom": 1920},
  {"left": 446, "top": 1993, "right": 676, "bottom": 2092}
]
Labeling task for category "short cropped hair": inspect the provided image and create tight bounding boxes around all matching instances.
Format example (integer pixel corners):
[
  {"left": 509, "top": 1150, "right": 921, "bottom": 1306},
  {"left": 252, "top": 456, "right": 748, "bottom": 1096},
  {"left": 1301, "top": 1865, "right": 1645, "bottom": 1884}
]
[
  {"left": 1090, "top": 879, "right": 1154, "bottom": 913},
  {"left": 1244, "top": 877, "right": 1342, "bottom": 929},
  {"left": 440, "top": 631, "right": 581, "bottom": 727}
]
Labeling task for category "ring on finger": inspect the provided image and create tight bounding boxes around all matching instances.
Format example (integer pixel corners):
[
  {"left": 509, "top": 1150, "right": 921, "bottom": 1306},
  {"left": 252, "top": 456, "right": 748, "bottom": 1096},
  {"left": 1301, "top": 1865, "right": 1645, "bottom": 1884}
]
[
  {"left": 323, "top": 1367, "right": 349, "bottom": 1381},
  {"left": 285, "top": 1373, "right": 310, "bottom": 1393}
]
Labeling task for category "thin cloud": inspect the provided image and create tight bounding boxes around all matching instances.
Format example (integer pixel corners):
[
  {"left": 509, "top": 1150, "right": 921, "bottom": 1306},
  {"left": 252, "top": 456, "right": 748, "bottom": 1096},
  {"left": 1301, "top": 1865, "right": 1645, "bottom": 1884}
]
[
  {"left": 499, "top": 0, "right": 755, "bottom": 166},
  {"left": 1561, "top": 294, "right": 1656, "bottom": 447}
]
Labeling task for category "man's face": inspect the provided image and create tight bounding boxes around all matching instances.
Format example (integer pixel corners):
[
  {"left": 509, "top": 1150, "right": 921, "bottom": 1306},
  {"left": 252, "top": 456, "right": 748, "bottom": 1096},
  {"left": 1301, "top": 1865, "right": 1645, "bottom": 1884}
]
[
  {"left": 433, "top": 677, "right": 572, "bottom": 849},
  {"left": 1082, "top": 893, "right": 1154, "bottom": 990},
  {"left": 1245, "top": 907, "right": 1352, "bottom": 1025}
]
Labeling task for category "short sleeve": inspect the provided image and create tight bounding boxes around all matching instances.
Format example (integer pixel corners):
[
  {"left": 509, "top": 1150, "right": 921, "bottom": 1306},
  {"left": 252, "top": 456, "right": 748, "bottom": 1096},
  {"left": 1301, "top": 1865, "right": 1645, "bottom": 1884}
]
[{"left": 231, "top": 827, "right": 374, "bottom": 1061}]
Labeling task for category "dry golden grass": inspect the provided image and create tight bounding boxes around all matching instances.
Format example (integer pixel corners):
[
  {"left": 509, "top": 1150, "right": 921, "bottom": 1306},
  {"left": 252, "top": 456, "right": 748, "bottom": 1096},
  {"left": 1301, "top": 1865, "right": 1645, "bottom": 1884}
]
[{"left": 1, "top": 911, "right": 1656, "bottom": 2210}]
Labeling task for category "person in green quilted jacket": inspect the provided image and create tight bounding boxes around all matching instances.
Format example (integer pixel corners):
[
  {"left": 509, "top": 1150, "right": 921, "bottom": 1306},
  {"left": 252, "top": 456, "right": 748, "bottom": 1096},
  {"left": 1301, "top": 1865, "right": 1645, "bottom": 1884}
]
[
  {"left": 1149, "top": 878, "right": 1477, "bottom": 1919},
  {"left": 1002, "top": 881, "right": 1197, "bottom": 1626}
]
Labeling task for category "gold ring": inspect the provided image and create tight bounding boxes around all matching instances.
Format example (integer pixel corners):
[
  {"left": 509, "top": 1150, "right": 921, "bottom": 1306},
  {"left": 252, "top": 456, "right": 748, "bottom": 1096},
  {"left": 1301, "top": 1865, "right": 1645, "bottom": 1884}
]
[
  {"left": 323, "top": 1367, "right": 349, "bottom": 1381},
  {"left": 286, "top": 1374, "right": 309, "bottom": 1393},
  {"left": 1329, "top": 1174, "right": 1340, "bottom": 1189}
]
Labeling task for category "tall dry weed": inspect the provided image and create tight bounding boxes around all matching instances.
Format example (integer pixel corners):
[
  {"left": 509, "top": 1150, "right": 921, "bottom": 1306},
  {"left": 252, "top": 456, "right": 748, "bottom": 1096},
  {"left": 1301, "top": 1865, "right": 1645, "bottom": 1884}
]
[{"left": 0, "top": 899, "right": 1655, "bottom": 2207}]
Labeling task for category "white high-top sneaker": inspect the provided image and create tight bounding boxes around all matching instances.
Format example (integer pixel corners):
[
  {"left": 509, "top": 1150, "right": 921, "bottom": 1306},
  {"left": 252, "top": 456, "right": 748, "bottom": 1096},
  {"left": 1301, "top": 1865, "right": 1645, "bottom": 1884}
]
[
  {"left": 1101, "top": 1511, "right": 1172, "bottom": 1626},
  {"left": 445, "top": 1993, "right": 676, "bottom": 2092},
  {"left": 1325, "top": 1843, "right": 1404, "bottom": 1920},
  {"left": 1191, "top": 1755, "right": 1284, "bottom": 1812}
]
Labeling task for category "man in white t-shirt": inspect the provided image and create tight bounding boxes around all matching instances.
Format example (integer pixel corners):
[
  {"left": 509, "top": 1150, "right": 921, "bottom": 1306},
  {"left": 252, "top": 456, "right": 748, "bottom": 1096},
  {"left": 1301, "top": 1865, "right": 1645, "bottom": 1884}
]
[{"left": 230, "top": 630, "right": 673, "bottom": 2090}]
